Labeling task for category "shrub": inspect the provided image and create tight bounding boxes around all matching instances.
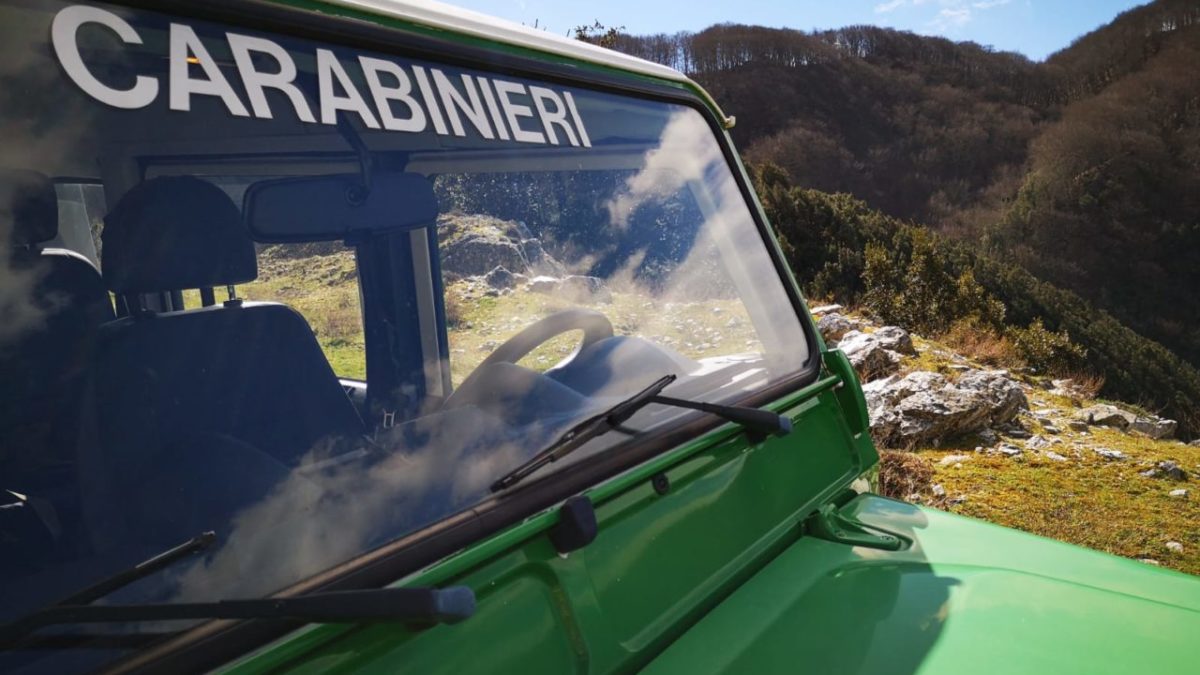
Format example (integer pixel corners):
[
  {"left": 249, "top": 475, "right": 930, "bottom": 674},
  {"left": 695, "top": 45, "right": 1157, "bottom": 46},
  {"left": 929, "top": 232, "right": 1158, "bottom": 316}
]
[
  {"left": 1004, "top": 318, "right": 1087, "bottom": 374},
  {"left": 753, "top": 164, "right": 1200, "bottom": 435}
]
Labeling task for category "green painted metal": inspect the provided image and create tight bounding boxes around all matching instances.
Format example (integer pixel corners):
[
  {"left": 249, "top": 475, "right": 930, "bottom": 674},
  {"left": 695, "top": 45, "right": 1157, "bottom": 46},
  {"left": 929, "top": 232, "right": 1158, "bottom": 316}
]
[
  {"left": 825, "top": 349, "right": 871, "bottom": 437},
  {"left": 201, "top": 3, "right": 1200, "bottom": 673},
  {"left": 645, "top": 494, "right": 1200, "bottom": 675},
  {"left": 222, "top": 380, "right": 867, "bottom": 674}
]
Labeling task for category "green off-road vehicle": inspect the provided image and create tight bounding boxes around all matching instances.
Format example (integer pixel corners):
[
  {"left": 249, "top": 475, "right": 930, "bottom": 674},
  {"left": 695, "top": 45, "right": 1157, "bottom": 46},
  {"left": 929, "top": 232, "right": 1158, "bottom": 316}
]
[{"left": 2, "top": 1, "right": 1198, "bottom": 672}]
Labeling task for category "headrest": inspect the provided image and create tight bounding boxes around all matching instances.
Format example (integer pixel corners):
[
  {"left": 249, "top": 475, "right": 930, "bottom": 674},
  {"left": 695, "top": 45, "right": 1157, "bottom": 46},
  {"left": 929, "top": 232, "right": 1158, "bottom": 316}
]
[
  {"left": 103, "top": 176, "right": 257, "bottom": 294},
  {"left": 1, "top": 170, "right": 57, "bottom": 247}
]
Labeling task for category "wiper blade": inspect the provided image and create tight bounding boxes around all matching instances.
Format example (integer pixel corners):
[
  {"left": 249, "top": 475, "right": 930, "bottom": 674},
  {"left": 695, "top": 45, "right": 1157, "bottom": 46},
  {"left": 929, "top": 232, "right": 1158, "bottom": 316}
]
[
  {"left": 490, "top": 374, "right": 792, "bottom": 492},
  {"left": 58, "top": 531, "right": 216, "bottom": 607},
  {"left": 0, "top": 587, "right": 475, "bottom": 649}
]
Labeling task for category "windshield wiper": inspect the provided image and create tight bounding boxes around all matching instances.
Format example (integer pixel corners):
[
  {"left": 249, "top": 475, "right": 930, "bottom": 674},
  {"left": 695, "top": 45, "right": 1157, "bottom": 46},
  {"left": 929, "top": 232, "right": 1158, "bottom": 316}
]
[
  {"left": 490, "top": 374, "right": 792, "bottom": 492},
  {"left": 57, "top": 531, "right": 217, "bottom": 607},
  {"left": 0, "top": 587, "right": 475, "bottom": 649}
]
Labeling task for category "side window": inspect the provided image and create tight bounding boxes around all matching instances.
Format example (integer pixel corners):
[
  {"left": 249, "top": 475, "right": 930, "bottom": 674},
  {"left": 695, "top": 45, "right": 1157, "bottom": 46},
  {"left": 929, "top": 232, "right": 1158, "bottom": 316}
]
[
  {"left": 53, "top": 182, "right": 106, "bottom": 267},
  {"left": 157, "top": 176, "right": 368, "bottom": 381},
  {"left": 240, "top": 242, "right": 366, "bottom": 380}
]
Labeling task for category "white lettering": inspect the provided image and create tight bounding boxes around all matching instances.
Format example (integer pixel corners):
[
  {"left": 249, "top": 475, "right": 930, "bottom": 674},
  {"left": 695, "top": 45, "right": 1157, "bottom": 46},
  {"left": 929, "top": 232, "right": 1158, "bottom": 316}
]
[
  {"left": 52, "top": 5, "right": 158, "bottom": 109},
  {"left": 52, "top": 13, "right": 592, "bottom": 149},
  {"left": 528, "top": 86, "right": 578, "bottom": 147},
  {"left": 228, "top": 33, "right": 314, "bottom": 123},
  {"left": 563, "top": 92, "right": 591, "bottom": 148},
  {"left": 316, "top": 49, "right": 379, "bottom": 128},
  {"left": 493, "top": 80, "right": 545, "bottom": 145},
  {"left": 411, "top": 67, "right": 449, "bottom": 136},
  {"left": 432, "top": 70, "right": 494, "bottom": 139},
  {"left": 359, "top": 57, "right": 426, "bottom": 133},
  {"left": 169, "top": 24, "right": 249, "bottom": 116},
  {"left": 476, "top": 78, "right": 511, "bottom": 141}
]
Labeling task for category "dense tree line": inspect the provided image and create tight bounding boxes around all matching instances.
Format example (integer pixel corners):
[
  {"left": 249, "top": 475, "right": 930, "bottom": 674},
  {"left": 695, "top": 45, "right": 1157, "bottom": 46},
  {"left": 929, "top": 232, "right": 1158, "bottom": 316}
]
[
  {"left": 752, "top": 167, "right": 1200, "bottom": 436},
  {"left": 600, "top": 0, "right": 1200, "bottom": 374},
  {"left": 991, "top": 25, "right": 1200, "bottom": 367}
]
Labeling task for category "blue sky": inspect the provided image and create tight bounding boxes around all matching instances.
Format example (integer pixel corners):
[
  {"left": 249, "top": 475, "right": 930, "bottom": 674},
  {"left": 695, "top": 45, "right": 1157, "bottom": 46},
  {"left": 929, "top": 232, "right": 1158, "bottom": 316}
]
[{"left": 444, "top": 0, "right": 1150, "bottom": 61}]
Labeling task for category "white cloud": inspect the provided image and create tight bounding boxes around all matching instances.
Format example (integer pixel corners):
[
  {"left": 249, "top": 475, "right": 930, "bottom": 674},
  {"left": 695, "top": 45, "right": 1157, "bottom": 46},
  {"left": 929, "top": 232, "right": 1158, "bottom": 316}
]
[
  {"left": 873, "top": 0, "right": 1014, "bottom": 34},
  {"left": 933, "top": 6, "right": 973, "bottom": 29}
]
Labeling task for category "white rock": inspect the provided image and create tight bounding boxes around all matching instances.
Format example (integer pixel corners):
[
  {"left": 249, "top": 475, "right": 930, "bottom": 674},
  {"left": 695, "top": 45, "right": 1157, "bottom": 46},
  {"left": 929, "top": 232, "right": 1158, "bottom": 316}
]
[
  {"left": 1131, "top": 416, "right": 1178, "bottom": 440},
  {"left": 997, "top": 444, "right": 1023, "bottom": 457},
  {"left": 838, "top": 330, "right": 902, "bottom": 381},
  {"left": 864, "top": 370, "right": 1028, "bottom": 448},
  {"left": 1044, "top": 451, "right": 1068, "bottom": 462},
  {"left": 1094, "top": 448, "right": 1126, "bottom": 461},
  {"left": 931, "top": 484, "right": 946, "bottom": 497},
  {"left": 1076, "top": 404, "right": 1135, "bottom": 430},
  {"left": 1166, "top": 541, "right": 1184, "bottom": 553},
  {"left": 872, "top": 326, "right": 917, "bottom": 356},
  {"left": 809, "top": 304, "right": 843, "bottom": 315},
  {"left": 1169, "top": 489, "right": 1189, "bottom": 498},
  {"left": 939, "top": 454, "right": 972, "bottom": 466},
  {"left": 817, "top": 313, "right": 863, "bottom": 344},
  {"left": 1026, "top": 435, "right": 1053, "bottom": 451}
]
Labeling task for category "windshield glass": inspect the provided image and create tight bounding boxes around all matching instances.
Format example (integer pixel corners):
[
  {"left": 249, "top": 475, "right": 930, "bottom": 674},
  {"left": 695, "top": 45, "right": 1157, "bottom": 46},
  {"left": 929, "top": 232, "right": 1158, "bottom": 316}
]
[{"left": 0, "top": 1, "right": 810, "bottom": 667}]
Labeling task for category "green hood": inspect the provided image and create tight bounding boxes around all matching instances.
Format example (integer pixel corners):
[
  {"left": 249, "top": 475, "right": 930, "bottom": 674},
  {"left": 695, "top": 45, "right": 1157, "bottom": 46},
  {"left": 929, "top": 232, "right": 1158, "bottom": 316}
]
[{"left": 645, "top": 494, "right": 1200, "bottom": 674}]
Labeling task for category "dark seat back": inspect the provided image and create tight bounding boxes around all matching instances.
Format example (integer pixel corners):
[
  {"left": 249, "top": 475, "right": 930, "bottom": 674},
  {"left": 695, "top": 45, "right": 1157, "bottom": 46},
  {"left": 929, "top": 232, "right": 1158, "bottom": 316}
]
[
  {"left": 94, "top": 176, "right": 364, "bottom": 470},
  {"left": 0, "top": 170, "right": 114, "bottom": 488}
]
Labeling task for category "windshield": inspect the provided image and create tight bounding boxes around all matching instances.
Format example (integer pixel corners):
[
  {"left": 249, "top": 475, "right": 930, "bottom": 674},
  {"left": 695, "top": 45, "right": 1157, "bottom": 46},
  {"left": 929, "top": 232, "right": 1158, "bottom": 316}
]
[{"left": 0, "top": 1, "right": 810, "bottom": 668}]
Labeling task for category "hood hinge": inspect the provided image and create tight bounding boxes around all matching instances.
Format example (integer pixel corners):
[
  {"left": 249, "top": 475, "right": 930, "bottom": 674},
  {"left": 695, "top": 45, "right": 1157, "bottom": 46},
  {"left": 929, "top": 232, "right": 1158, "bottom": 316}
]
[{"left": 803, "top": 503, "right": 906, "bottom": 551}]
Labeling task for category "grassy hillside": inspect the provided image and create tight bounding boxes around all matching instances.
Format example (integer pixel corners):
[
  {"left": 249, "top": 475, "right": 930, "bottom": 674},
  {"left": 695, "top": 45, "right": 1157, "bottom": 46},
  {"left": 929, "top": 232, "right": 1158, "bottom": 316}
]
[{"left": 872, "top": 320, "right": 1200, "bottom": 576}]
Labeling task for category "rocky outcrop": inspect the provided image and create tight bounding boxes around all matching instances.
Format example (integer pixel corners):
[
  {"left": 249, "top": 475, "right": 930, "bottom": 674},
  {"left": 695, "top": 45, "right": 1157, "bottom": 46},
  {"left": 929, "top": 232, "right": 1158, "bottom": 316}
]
[
  {"left": 838, "top": 330, "right": 902, "bottom": 380},
  {"left": 1075, "top": 404, "right": 1176, "bottom": 439},
  {"left": 439, "top": 214, "right": 567, "bottom": 279},
  {"left": 442, "top": 236, "right": 526, "bottom": 278},
  {"left": 817, "top": 312, "right": 863, "bottom": 343},
  {"left": 484, "top": 266, "right": 516, "bottom": 290},
  {"left": 872, "top": 326, "right": 917, "bottom": 355},
  {"left": 864, "top": 369, "right": 1028, "bottom": 447},
  {"left": 1130, "top": 417, "right": 1178, "bottom": 440}
]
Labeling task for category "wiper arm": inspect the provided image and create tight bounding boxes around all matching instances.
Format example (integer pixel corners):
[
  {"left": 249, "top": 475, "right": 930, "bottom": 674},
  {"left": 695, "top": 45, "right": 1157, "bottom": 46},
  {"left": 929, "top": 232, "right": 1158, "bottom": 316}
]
[
  {"left": 490, "top": 374, "right": 792, "bottom": 492},
  {"left": 0, "top": 587, "right": 475, "bottom": 648},
  {"left": 58, "top": 531, "right": 216, "bottom": 607}
]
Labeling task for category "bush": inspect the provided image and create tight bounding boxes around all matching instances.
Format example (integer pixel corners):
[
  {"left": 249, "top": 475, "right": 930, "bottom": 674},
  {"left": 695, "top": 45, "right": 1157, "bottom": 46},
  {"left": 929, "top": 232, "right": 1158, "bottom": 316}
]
[
  {"left": 1004, "top": 318, "right": 1087, "bottom": 374},
  {"left": 754, "top": 163, "right": 1200, "bottom": 436}
]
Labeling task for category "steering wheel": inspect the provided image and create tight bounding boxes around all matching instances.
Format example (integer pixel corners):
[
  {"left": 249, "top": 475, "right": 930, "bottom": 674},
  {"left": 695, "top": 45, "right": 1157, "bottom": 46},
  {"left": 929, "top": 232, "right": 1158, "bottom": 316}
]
[
  {"left": 477, "top": 308, "right": 613, "bottom": 370},
  {"left": 445, "top": 309, "right": 613, "bottom": 412}
]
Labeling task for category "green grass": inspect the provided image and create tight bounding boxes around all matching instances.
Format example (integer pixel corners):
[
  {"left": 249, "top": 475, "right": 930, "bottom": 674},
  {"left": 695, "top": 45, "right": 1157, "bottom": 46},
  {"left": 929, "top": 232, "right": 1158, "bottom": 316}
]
[
  {"left": 221, "top": 247, "right": 763, "bottom": 387},
  {"left": 924, "top": 431, "right": 1200, "bottom": 575},
  {"left": 444, "top": 279, "right": 761, "bottom": 385},
  {"left": 884, "top": 325, "right": 1200, "bottom": 576}
]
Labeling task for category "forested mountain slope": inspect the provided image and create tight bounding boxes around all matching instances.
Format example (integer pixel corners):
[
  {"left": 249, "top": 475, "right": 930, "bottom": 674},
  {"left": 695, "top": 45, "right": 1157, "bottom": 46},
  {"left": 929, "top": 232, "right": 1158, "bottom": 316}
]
[{"left": 604, "top": 0, "right": 1200, "bottom": 373}]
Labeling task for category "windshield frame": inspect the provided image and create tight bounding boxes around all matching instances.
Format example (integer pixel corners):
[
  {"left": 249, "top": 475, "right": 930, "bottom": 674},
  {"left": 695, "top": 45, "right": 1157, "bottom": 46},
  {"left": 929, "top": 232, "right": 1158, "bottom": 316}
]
[{"left": 82, "top": 0, "right": 822, "bottom": 670}]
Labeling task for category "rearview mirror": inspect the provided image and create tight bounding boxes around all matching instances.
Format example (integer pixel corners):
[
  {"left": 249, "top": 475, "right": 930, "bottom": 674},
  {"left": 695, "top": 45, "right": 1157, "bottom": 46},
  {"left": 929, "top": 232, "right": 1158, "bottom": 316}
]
[{"left": 244, "top": 172, "right": 438, "bottom": 242}]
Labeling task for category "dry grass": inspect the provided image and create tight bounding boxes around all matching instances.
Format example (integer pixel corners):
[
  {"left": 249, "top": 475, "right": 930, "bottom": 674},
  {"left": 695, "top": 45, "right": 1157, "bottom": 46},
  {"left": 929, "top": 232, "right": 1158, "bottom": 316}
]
[
  {"left": 878, "top": 450, "right": 935, "bottom": 500},
  {"left": 1058, "top": 369, "right": 1107, "bottom": 399},
  {"left": 939, "top": 319, "right": 1023, "bottom": 368}
]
